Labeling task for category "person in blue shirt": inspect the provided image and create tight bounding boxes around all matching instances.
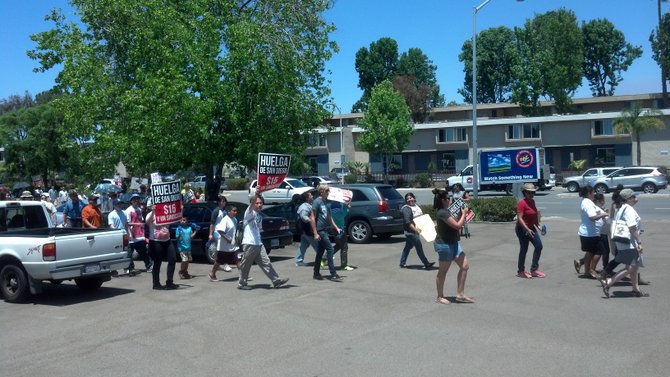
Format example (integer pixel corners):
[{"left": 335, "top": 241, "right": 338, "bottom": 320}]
[
  {"left": 62, "top": 190, "right": 86, "bottom": 227},
  {"left": 175, "top": 215, "right": 197, "bottom": 279}
]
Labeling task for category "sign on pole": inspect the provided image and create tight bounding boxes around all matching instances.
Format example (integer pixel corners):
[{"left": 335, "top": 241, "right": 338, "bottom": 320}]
[
  {"left": 256, "top": 153, "right": 291, "bottom": 194},
  {"left": 478, "top": 148, "right": 540, "bottom": 184},
  {"left": 151, "top": 180, "right": 182, "bottom": 226}
]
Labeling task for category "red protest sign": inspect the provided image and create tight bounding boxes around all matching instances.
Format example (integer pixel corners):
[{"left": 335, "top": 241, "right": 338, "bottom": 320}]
[
  {"left": 256, "top": 153, "right": 291, "bottom": 193},
  {"left": 151, "top": 180, "right": 183, "bottom": 225}
]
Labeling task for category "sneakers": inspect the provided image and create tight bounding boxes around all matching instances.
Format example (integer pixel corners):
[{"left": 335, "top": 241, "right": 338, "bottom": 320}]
[
  {"left": 164, "top": 282, "right": 179, "bottom": 290},
  {"left": 313, "top": 273, "right": 324, "bottom": 280},
  {"left": 573, "top": 259, "right": 581, "bottom": 273},
  {"left": 222, "top": 264, "right": 232, "bottom": 272},
  {"left": 273, "top": 278, "right": 289, "bottom": 288},
  {"left": 329, "top": 274, "right": 344, "bottom": 282},
  {"left": 424, "top": 262, "right": 436, "bottom": 269},
  {"left": 517, "top": 271, "right": 532, "bottom": 279},
  {"left": 179, "top": 271, "right": 192, "bottom": 280},
  {"left": 152, "top": 284, "right": 164, "bottom": 290},
  {"left": 632, "top": 290, "right": 649, "bottom": 297},
  {"left": 343, "top": 266, "right": 355, "bottom": 271},
  {"left": 531, "top": 269, "right": 546, "bottom": 278},
  {"left": 237, "top": 284, "right": 251, "bottom": 290},
  {"left": 208, "top": 272, "right": 219, "bottom": 282},
  {"left": 295, "top": 261, "right": 305, "bottom": 266},
  {"left": 399, "top": 264, "right": 406, "bottom": 269}
]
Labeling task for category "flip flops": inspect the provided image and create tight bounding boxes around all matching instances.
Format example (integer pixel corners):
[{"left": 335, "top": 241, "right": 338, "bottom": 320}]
[{"left": 454, "top": 296, "right": 475, "bottom": 303}]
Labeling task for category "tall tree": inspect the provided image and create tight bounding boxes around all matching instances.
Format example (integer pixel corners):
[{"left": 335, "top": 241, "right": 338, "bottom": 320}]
[
  {"left": 458, "top": 26, "right": 518, "bottom": 104},
  {"left": 353, "top": 37, "right": 399, "bottom": 112},
  {"left": 650, "top": 8, "right": 670, "bottom": 107},
  {"left": 582, "top": 19, "right": 642, "bottom": 97},
  {"left": 28, "top": 0, "right": 336, "bottom": 197},
  {"left": 614, "top": 102, "right": 666, "bottom": 166},
  {"left": 397, "top": 48, "right": 444, "bottom": 109},
  {"left": 356, "top": 80, "right": 412, "bottom": 184},
  {"left": 512, "top": 8, "right": 584, "bottom": 115}
]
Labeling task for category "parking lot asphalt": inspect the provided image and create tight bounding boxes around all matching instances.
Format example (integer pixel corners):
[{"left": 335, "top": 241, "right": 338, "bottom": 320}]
[{"left": 2, "top": 218, "right": 669, "bottom": 377}]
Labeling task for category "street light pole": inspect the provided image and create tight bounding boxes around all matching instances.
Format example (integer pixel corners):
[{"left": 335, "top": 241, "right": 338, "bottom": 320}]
[
  {"left": 329, "top": 103, "right": 345, "bottom": 184},
  {"left": 471, "top": 0, "right": 523, "bottom": 199}
]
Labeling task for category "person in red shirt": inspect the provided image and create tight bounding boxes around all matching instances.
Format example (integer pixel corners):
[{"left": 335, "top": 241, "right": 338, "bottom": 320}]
[
  {"left": 515, "top": 183, "right": 545, "bottom": 279},
  {"left": 82, "top": 194, "right": 102, "bottom": 228}
]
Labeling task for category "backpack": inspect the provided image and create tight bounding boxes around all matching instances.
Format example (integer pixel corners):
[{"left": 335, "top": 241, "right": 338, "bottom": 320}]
[{"left": 234, "top": 220, "right": 245, "bottom": 246}]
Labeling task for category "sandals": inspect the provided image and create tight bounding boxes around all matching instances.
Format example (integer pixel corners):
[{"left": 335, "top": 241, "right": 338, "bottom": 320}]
[
  {"left": 435, "top": 297, "right": 451, "bottom": 305},
  {"left": 632, "top": 290, "right": 649, "bottom": 297},
  {"left": 600, "top": 279, "right": 610, "bottom": 298},
  {"left": 454, "top": 296, "right": 475, "bottom": 304}
]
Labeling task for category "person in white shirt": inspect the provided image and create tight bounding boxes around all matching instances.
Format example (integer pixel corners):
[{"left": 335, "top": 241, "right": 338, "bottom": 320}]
[
  {"left": 40, "top": 193, "right": 57, "bottom": 224},
  {"left": 209, "top": 205, "right": 240, "bottom": 282}
]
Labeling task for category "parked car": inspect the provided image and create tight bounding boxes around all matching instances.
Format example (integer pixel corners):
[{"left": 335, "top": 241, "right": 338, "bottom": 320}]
[
  {"left": 262, "top": 184, "right": 404, "bottom": 244},
  {"left": 248, "top": 178, "right": 313, "bottom": 204},
  {"left": 330, "top": 168, "right": 350, "bottom": 180},
  {"left": 188, "top": 175, "right": 227, "bottom": 192},
  {"left": 538, "top": 166, "right": 556, "bottom": 191},
  {"left": 592, "top": 167, "right": 668, "bottom": 194},
  {"left": 301, "top": 176, "right": 337, "bottom": 188},
  {"left": 170, "top": 201, "right": 293, "bottom": 263},
  {"left": 561, "top": 167, "right": 623, "bottom": 193}
]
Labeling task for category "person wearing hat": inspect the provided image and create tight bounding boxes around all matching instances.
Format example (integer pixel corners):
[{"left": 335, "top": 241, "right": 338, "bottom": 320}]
[
  {"left": 515, "top": 183, "right": 545, "bottom": 279},
  {"left": 600, "top": 188, "right": 649, "bottom": 298},
  {"left": 125, "top": 194, "right": 153, "bottom": 272},
  {"left": 82, "top": 194, "right": 102, "bottom": 228},
  {"left": 20, "top": 190, "right": 34, "bottom": 200},
  {"left": 40, "top": 192, "right": 57, "bottom": 224},
  {"left": 108, "top": 199, "right": 134, "bottom": 275},
  {"left": 62, "top": 190, "right": 86, "bottom": 227}
]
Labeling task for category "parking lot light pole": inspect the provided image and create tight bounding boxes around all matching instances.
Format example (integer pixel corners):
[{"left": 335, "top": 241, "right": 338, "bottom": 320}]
[{"left": 472, "top": 0, "right": 523, "bottom": 198}]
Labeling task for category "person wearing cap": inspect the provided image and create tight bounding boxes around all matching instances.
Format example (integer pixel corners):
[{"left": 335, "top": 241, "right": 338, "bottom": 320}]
[
  {"left": 515, "top": 183, "right": 545, "bottom": 279},
  {"left": 40, "top": 192, "right": 57, "bottom": 224},
  {"left": 125, "top": 194, "right": 153, "bottom": 272},
  {"left": 600, "top": 188, "right": 649, "bottom": 298},
  {"left": 20, "top": 190, "right": 34, "bottom": 200},
  {"left": 63, "top": 190, "right": 86, "bottom": 227},
  {"left": 108, "top": 199, "right": 134, "bottom": 274},
  {"left": 82, "top": 194, "right": 103, "bottom": 228}
]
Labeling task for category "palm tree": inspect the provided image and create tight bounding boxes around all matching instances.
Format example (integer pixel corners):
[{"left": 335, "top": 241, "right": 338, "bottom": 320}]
[
  {"left": 614, "top": 102, "right": 666, "bottom": 165},
  {"left": 658, "top": 0, "right": 668, "bottom": 107}
]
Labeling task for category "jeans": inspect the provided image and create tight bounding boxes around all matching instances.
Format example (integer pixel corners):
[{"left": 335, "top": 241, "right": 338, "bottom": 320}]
[
  {"left": 515, "top": 224, "right": 543, "bottom": 272},
  {"left": 149, "top": 240, "right": 176, "bottom": 286},
  {"left": 296, "top": 233, "right": 318, "bottom": 263},
  {"left": 314, "top": 230, "right": 336, "bottom": 276},
  {"left": 400, "top": 233, "right": 429, "bottom": 266}
]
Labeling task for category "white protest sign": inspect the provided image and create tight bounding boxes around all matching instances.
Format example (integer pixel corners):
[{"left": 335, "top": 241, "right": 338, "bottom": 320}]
[{"left": 327, "top": 187, "right": 353, "bottom": 203}]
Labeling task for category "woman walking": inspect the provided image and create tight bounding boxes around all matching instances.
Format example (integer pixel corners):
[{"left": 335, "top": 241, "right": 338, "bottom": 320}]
[
  {"left": 601, "top": 189, "right": 648, "bottom": 298},
  {"left": 515, "top": 183, "right": 545, "bottom": 278},
  {"left": 433, "top": 190, "right": 474, "bottom": 304},
  {"left": 575, "top": 186, "right": 608, "bottom": 279},
  {"left": 399, "top": 192, "right": 434, "bottom": 269}
]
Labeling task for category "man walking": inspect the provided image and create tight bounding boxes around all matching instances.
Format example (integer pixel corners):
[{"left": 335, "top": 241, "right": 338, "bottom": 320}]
[
  {"left": 237, "top": 194, "right": 289, "bottom": 290},
  {"left": 295, "top": 191, "right": 318, "bottom": 266},
  {"left": 312, "top": 184, "right": 343, "bottom": 282}
]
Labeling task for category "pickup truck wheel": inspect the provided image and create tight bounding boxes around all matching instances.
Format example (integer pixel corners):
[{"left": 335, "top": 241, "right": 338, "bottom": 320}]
[
  {"left": 348, "top": 220, "right": 372, "bottom": 244},
  {"left": 566, "top": 182, "right": 579, "bottom": 193},
  {"left": 75, "top": 277, "right": 104, "bottom": 291},
  {"left": 505, "top": 184, "right": 512, "bottom": 195},
  {"left": 1, "top": 263, "right": 29, "bottom": 303}
]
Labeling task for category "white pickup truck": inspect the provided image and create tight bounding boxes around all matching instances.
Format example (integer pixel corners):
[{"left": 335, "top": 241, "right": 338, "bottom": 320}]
[{"left": 0, "top": 201, "right": 130, "bottom": 303}]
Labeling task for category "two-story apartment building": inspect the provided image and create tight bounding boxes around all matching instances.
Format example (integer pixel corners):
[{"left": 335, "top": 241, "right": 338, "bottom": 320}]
[{"left": 307, "top": 93, "right": 670, "bottom": 175}]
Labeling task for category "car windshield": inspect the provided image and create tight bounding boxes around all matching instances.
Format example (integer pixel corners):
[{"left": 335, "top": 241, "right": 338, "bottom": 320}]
[{"left": 286, "top": 179, "right": 308, "bottom": 188}]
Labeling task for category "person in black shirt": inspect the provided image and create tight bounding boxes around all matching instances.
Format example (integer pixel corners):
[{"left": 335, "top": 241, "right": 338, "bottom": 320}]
[{"left": 433, "top": 189, "right": 474, "bottom": 304}]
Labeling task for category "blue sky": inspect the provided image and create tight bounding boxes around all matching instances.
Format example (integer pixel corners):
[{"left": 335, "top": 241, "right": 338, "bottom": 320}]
[{"left": 1, "top": 0, "right": 666, "bottom": 114}]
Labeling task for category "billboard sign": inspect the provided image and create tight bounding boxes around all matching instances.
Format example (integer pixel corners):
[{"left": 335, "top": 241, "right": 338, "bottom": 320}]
[
  {"left": 151, "top": 180, "right": 182, "bottom": 225},
  {"left": 479, "top": 148, "right": 540, "bottom": 184}
]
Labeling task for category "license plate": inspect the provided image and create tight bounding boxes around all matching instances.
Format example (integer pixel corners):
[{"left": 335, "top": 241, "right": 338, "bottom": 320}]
[
  {"left": 84, "top": 263, "right": 101, "bottom": 273},
  {"left": 271, "top": 239, "right": 279, "bottom": 247}
]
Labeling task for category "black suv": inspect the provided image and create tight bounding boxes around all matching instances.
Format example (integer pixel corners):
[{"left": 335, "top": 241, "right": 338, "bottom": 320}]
[
  {"left": 262, "top": 183, "right": 405, "bottom": 244},
  {"left": 171, "top": 201, "right": 293, "bottom": 263}
]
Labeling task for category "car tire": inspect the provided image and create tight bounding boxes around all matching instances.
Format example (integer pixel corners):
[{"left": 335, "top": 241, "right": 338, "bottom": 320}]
[
  {"left": 642, "top": 182, "right": 657, "bottom": 194},
  {"left": 74, "top": 276, "right": 104, "bottom": 291},
  {"left": 1, "top": 263, "right": 29, "bottom": 303},
  {"left": 594, "top": 184, "right": 608, "bottom": 194},
  {"left": 566, "top": 182, "right": 579, "bottom": 193},
  {"left": 348, "top": 219, "right": 372, "bottom": 244}
]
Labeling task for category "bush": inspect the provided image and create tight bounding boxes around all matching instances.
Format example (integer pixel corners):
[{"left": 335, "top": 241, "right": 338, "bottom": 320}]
[
  {"left": 419, "top": 196, "right": 517, "bottom": 223},
  {"left": 344, "top": 173, "right": 358, "bottom": 184},
  {"left": 395, "top": 177, "right": 406, "bottom": 188},
  {"left": 226, "top": 178, "right": 248, "bottom": 190},
  {"left": 413, "top": 173, "right": 431, "bottom": 188}
]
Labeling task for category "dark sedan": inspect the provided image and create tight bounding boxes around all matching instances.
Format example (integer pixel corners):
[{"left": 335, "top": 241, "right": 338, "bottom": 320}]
[{"left": 171, "top": 201, "right": 293, "bottom": 263}]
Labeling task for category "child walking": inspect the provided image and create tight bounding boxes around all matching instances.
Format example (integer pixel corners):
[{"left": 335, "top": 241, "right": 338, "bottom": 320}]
[{"left": 176, "top": 216, "right": 197, "bottom": 279}]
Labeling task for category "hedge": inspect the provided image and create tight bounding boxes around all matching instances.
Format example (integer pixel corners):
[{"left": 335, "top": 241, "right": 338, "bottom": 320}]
[{"left": 419, "top": 196, "right": 517, "bottom": 223}]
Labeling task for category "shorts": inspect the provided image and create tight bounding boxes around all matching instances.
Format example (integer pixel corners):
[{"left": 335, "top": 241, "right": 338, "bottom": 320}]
[
  {"left": 216, "top": 251, "right": 237, "bottom": 265},
  {"left": 179, "top": 250, "right": 192, "bottom": 262},
  {"left": 434, "top": 242, "right": 464, "bottom": 262},
  {"left": 614, "top": 248, "right": 640, "bottom": 266},
  {"left": 579, "top": 236, "right": 603, "bottom": 255}
]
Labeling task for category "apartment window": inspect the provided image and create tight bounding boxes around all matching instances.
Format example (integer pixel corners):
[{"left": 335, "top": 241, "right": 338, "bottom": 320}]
[
  {"left": 507, "top": 124, "right": 540, "bottom": 140},
  {"left": 437, "top": 128, "right": 467, "bottom": 143},
  {"left": 595, "top": 147, "right": 615, "bottom": 165},
  {"left": 306, "top": 134, "right": 326, "bottom": 147},
  {"left": 441, "top": 152, "right": 455, "bottom": 170},
  {"left": 593, "top": 119, "right": 615, "bottom": 136}
]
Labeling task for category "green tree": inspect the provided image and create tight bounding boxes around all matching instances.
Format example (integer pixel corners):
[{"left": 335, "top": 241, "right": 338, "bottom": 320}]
[
  {"left": 650, "top": 9, "right": 670, "bottom": 107},
  {"left": 513, "top": 8, "right": 584, "bottom": 115},
  {"left": 614, "top": 102, "right": 666, "bottom": 166},
  {"left": 458, "top": 26, "right": 518, "bottom": 104},
  {"left": 353, "top": 37, "right": 399, "bottom": 112},
  {"left": 396, "top": 47, "right": 445, "bottom": 117},
  {"left": 582, "top": 19, "right": 642, "bottom": 97},
  {"left": 28, "top": 0, "right": 336, "bottom": 198},
  {"left": 356, "top": 80, "right": 413, "bottom": 184}
]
